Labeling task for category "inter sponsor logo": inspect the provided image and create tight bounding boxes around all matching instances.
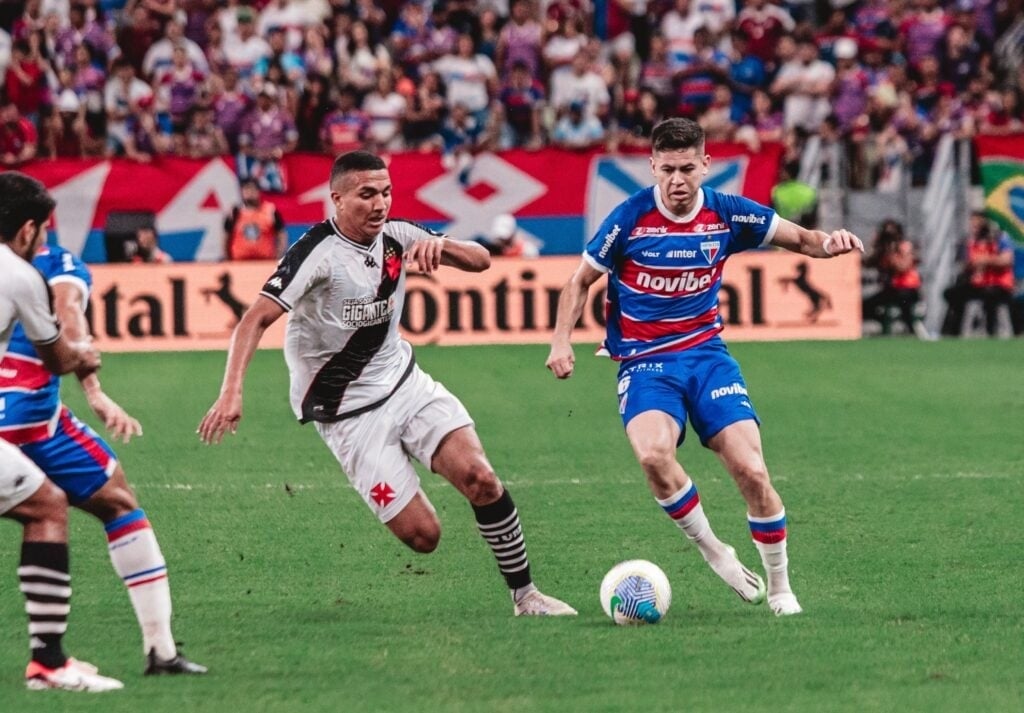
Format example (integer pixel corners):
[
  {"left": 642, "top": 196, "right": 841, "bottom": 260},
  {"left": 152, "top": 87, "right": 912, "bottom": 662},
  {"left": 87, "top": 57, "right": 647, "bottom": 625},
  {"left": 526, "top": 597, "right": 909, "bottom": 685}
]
[
  {"left": 667, "top": 249, "right": 697, "bottom": 259},
  {"left": 598, "top": 224, "right": 621, "bottom": 258},
  {"left": 339, "top": 297, "right": 394, "bottom": 327},
  {"left": 635, "top": 269, "right": 714, "bottom": 294},
  {"left": 731, "top": 213, "right": 766, "bottom": 225},
  {"left": 710, "top": 382, "right": 748, "bottom": 399}
]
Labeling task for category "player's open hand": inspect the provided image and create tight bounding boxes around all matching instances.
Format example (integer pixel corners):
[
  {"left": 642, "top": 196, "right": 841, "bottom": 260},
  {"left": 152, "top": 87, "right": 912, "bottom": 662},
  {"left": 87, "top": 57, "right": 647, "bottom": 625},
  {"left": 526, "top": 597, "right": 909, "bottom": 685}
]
[
  {"left": 823, "top": 230, "right": 864, "bottom": 256},
  {"left": 87, "top": 390, "right": 143, "bottom": 444},
  {"left": 197, "top": 393, "right": 242, "bottom": 445},
  {"left": 405, "top": 238, "right": 444, "bottom": 274},
  {"left": 546, "top": 342, "right": 576, "bottom": 379}
]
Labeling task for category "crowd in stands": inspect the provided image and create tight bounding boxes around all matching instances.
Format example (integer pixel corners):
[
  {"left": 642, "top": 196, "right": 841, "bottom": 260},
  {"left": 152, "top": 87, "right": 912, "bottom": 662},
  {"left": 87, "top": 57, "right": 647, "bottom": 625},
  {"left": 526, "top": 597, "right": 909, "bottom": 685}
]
[{"left": 0, "top": 0, "right": 1021, "bottom": 191}]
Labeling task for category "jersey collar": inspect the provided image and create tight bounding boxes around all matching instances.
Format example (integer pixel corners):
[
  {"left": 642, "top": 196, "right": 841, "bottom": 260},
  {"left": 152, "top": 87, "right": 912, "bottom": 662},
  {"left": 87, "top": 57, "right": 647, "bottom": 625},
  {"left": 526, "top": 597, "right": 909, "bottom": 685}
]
[
  {"left": 329, "top": 217, "right": 378, "bottom": 251},
  {"left": 654, "top": 185, "right": 704, "bottom": 223}
]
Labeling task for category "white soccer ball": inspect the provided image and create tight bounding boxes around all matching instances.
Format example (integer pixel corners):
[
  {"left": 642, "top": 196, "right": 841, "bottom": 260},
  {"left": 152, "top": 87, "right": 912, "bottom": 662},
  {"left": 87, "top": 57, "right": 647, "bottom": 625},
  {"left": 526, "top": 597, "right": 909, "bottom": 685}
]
[{"left": 599, "top": 559, "right": 672, "bottom": 625}]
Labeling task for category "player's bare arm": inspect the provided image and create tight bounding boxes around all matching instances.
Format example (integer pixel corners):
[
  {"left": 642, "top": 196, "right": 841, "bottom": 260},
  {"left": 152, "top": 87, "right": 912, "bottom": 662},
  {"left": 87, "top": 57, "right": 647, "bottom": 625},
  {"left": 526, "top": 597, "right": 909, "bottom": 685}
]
[
  {"left": 406, "top": 237, "right": 491, "bottom": 274},
  {"left": 770, "top": 218, "right": 864, "bottom": 258},
  {"left": 52, "top": 283, "right": 143, "bottom": 443},
  {"left": 35, "top": 333, "right": 100, "bottom": 377},
  {"left": 198, "top": 295, "right": 285, "bottom": 444},
  {"left": 546, "top": 259, "right": 604, "bottom": 379}
]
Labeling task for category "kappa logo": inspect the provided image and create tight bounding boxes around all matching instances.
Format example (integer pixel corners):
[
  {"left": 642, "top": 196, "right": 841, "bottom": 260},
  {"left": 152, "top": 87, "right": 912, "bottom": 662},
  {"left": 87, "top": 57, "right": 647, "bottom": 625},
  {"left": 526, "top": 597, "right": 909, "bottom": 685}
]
[
  {"left": 266, "top": 276, "right": 283, "bottom": 289},
  {"left": 700, "top": 240, "right": 720, "bottom": 263}
]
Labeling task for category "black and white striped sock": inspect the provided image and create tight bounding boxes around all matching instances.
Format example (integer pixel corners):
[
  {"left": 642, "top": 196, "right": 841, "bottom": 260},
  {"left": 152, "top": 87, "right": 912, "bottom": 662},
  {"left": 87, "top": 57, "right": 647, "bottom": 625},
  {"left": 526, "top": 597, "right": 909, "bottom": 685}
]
[
  {"left": 473, "top": 489, "right": 532, "bottom": 591},
  {"left": 19, "top": 542, "right": 71, "bottom": 670}
]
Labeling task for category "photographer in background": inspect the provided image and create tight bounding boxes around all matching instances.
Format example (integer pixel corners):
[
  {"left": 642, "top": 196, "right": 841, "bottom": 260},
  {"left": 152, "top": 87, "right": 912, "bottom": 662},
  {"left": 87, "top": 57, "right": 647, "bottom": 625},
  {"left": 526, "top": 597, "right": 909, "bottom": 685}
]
[{"left": 862, "top": 219, "right": 928, "bottom": 338}]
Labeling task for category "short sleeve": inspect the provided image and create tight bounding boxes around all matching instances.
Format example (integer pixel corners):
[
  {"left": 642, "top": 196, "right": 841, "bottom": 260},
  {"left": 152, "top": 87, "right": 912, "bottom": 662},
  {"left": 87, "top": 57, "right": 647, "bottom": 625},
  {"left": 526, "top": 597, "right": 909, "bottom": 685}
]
[
  {"left": 584, "top": 207, "right": 630, "bottom": 273},
  {"left": 384, "top": 219, "right": 445, "bottom": 252},
  {"left": 260, "top": 230, "right": 333, "bottom": 310},
  {"left": 15, "top": 269, "right": 60, "bottom": 345},
  {"left": 720, "top": 193, "right": 779, "bottom": 254},
  {"left": 46, "top": 249, "right": 92, "bottom": 303}
]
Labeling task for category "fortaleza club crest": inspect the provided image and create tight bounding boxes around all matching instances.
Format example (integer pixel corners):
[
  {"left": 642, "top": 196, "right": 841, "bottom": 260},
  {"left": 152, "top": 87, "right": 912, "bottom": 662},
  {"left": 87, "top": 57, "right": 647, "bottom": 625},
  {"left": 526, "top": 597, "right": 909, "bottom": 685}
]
[{"left": 700, "top": 240, "right": 720, "bottom": 264}]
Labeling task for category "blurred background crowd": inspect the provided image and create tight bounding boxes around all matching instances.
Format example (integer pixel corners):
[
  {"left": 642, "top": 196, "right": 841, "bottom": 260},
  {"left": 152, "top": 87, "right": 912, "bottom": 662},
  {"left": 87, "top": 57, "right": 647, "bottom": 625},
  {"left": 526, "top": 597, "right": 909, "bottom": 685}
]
[{"left": 0, "top": 0, "right": 1021, "bottom": 190}]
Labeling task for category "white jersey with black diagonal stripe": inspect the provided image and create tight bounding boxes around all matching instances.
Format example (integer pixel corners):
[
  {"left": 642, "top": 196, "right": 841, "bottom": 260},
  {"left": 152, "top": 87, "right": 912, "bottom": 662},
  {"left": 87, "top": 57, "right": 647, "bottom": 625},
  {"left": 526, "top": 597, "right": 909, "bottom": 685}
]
[{"left": 260, "top": 217, "right": 441, "bottom": 423}]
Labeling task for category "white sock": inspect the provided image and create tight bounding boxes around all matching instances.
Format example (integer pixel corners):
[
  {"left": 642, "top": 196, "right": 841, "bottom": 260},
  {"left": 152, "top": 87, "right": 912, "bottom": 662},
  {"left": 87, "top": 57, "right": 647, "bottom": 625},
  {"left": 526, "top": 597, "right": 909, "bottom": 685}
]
[
  {"left": 104, "top": 509, "right": 176, "bottom": 660},
  {"left": 748, "top": 509, "right": 792, "bottom": 596},
  {"left": 656, "top": 480, "right": 729, "bottom": 563}
]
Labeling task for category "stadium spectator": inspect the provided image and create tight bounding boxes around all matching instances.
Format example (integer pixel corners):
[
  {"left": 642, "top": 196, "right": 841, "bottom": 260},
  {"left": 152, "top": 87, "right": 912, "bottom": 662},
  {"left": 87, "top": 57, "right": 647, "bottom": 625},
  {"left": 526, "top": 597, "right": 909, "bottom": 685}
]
[
  {"left": 498, "top": 59, "right": 545, "bottom": 150},
  {"left": 440, "top": 102, "right": 484, "bottom": 183},
  {"left": 608, "top": 87, "right": 662, "bottom": 152},
  {"left": 660, "top": 0, "right": 701, "bottom": 59},
  {"left": 480, "top": 212, "right": 541, "bottom": 258},
  {"left": 120, "top": 94, "right": 170, "bottom": 163},
  {"left": 389, "top": 0, "right": 432, "bottom": 77},
  {"left": 198, "top": 149, "right": 578, "bottom": 619},
  {"left": 402, "top": 69, "right": 445, "bottom": 151},
  {"left": 131, "top": 225, "right": 172, "bottom": 263},
  {"left": 736, "top": 0, "right": 796, "bottom": 69},
  {"left": 258, "top": 0, "right": 316, "bottom": 54},
  {"left": 339, "top": 20, "right": 393, "bottom": 96},
  {"left": 294, "top": 72, "right": 332, "bottom": 152},
  {"left": 0, "top": 99, "right": 39, "bottom": 165},
  {"left": 253, "top": 26, "right": 304, "bottom": 89},
  {"left": 179, "top": 104, "right": 228, "bottom": 158},
  {"left": 698, "top": 83, "right": 737, "bottom": 141},
  {"left": 900, "top": 0, "right": 951, "bottom": 68},
  {"left": 861, "top": 218, "right": 928, "bottom": 337},
  {"left": 496, "top": 0, "right": 543, "bottom": 79},
  {"left": 5, "top": 37, "right": 49, "bottom": 128},
  {"left": 942, "top": 212, "right": 1023, "bottom": 336},
  {"left": 546, "top": 118, "right": 865, "bottom": 618},
  {"left": 639, "top": 33, "right": 675, "bottom": 115},
  {"left": 301, "top": 25, "right": 334, "bottom": 80},
  {"left": 236, "top": 83, "right": 297, "bottom": 193},
  {"left": 433, "top": 33, "right": 498, "bottom": 133},
  {"left": 361, "top": 70, "right": 406, "bottom": 152},
  {"left": 771, "top": 159, "right": 818, "bottom": 228},
  {"left": 223, "top": 6, "right": 271, "bottom": 83},
  {"left": 224, "top": 178, "right": 287, "bottom": 261},
  {"left": 726, "top": 28, "right": 767, "bottom": 125},
  {"left": 550, "top": 50, "right": 610, "bottom": 122},
  {"left": 142, "top": 18, "right": 209, "bottom": 83},
  {"left": 53, "top": 3, "right": 113, "bottom": 71},
  {"left": 319, "top": 84, "right": 370, "bottom": 155},
  {"left": 552, "top": 99, "right": 606, "bottom": 150},
  {"left": 771, "top": 32, "right": 836, "bottom": 132},
  {"left": 104, "top": 57, "right": 153, "bottom": 155},
  {"left": 116, "top": 2, "right": 162, "bottom": 75},
  {"left": 158, "top": 44, "right": 207, "bottom": 134},
  {"left": 543, "top": 14, "right": 587, "bottom": 75},
  {"left": 42, "top": 89, "right": 87, "bottom": 158},
  {"left": 211, "top": 66, "right": 251, "bottom": 153}
]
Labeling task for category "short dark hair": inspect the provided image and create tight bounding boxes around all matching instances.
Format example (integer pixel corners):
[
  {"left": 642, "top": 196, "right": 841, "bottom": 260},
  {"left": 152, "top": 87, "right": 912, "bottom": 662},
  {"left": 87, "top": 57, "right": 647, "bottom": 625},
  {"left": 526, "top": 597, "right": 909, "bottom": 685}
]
[
  {"left": 330, "top": 150, "right": 387, "bottom": 186},
  {"left": 651, "top": 118, "right": 705, "bottom": 153},
  {"left": 0, "top": 172, "right": 56, "bottom": 242}
]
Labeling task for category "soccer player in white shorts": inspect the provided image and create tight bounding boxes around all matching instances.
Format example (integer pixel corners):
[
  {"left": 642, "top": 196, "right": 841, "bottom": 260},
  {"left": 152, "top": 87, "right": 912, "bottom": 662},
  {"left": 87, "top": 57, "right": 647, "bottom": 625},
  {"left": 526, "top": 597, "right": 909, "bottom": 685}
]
[
  {"left": 0, "top": 171, "right": 122, "bottom": 691},
  {"left": 200, "top": 150, "right": 576, "bottom": 617}
]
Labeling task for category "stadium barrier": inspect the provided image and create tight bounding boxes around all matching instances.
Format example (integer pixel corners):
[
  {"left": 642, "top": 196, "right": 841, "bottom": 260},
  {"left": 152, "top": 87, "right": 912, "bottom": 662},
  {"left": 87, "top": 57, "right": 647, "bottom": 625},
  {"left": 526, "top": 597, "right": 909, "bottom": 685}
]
[{"left": 86, "top": 253, "right": 860, "bottom": 352}]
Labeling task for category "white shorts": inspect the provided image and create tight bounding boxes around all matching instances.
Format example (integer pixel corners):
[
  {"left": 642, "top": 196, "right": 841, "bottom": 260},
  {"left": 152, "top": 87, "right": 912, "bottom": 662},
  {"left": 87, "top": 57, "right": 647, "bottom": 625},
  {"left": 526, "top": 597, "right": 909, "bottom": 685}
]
[
  {"left": 0, "top": 438, "right": 46, "bottom": 515},
  {"left": 315, "top": 364, "right": 474, "bottom": 523}
]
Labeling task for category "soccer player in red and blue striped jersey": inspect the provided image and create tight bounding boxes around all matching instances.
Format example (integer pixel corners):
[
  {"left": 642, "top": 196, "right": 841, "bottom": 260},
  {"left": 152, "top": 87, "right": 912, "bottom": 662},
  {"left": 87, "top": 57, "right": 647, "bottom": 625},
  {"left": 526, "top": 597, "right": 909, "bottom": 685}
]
[{"left": 547, "top": 118, "right": 863, "bottom": 616}]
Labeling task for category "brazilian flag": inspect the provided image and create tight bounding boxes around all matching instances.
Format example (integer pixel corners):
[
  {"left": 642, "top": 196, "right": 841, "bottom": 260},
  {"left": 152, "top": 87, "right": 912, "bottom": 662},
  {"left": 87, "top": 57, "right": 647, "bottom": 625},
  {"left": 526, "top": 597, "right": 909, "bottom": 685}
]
[{"left": 977, "top": 135, "right": 1024, "bottom": 244}]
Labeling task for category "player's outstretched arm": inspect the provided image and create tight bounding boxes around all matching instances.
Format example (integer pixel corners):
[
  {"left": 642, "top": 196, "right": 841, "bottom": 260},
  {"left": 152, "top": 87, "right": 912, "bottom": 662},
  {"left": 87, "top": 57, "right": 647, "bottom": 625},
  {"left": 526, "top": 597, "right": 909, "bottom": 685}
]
[
  {"left": 406, "top": 237, "right": 491, "bottom": 274},
  {"left": 770, "top": 218, "right": 864, "bottom": 258},
  {"left": 52, "top": 282, "right": 143, "bottom": 444},
  {"left": 546, "top": 259, "right": 604, "bottom": 379},
  {"left": 198, "top": 296, "right": 285, "bottom": 445}
]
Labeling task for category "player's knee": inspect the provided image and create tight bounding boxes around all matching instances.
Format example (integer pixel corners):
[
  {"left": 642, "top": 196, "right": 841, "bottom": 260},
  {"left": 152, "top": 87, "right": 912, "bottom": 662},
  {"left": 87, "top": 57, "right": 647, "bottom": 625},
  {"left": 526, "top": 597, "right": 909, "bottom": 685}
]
[
  {"left": 733, "top": 461, "right": 772, "bottom": 497},
  {"left": 404, "top": 523, "right": 441, "bottom": 553},
  {"left": 636, "top": 444, "right": 676, "bottom": 477},
  {"left": 28, "top": 481, "right": 69, "bottom": 523},
  {"left": 459, "top": 462, "right": 501, "bottom": 505}
]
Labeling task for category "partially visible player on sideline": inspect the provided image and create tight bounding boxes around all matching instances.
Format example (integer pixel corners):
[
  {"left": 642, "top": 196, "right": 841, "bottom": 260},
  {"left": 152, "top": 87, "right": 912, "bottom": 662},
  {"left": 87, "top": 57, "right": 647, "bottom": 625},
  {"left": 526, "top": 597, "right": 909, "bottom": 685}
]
[
  {"left": 199, "top": 150, "right": 576, "bottom": 617},
  {"left": 546, "top": 119, "right": 863, "bottom": 616},
  {"left": 0, "top": 230, "right": 206, "bottom": 677},
  {"left": 0, "top": 171, "right": 123, "bottom": 692}
]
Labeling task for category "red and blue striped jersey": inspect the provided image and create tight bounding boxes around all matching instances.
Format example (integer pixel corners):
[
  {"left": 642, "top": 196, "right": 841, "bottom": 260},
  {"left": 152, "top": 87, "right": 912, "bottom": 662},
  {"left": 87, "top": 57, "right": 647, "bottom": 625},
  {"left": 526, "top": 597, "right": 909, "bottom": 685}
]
[
  {"left": 0, "top": 245, "right": 91, "bottom": 445},
  {"left": 584, "top": 186, "right": 778, "bottom": 360}
]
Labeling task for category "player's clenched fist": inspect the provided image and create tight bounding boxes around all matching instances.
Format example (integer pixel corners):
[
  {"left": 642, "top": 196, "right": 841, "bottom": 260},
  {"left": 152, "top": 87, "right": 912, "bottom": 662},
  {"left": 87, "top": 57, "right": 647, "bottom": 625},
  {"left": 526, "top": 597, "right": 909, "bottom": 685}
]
[
  {"left": 406, "top": 238, "right": 444, "bottom": 274},
  {"left": 546, "top": 343, "right": 576, "bottom": 379}
]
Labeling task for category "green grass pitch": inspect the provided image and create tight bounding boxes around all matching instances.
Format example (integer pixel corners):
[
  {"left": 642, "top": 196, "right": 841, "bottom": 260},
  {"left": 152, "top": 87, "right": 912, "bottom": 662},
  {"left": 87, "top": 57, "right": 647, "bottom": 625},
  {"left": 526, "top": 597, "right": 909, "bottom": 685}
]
[{"left": 1, "top": 339, "right": 1022, "bottom": 712}]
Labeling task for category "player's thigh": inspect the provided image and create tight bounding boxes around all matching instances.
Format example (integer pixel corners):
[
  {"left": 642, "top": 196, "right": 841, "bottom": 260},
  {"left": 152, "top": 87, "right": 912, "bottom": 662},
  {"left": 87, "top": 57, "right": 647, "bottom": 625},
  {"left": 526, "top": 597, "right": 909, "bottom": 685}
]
[
  {"left": 0, "top": 439, "right": 50, "bottom": 518},
  {"left": 315, "top": 406, "right": 422, "bottom": 525},
  {"left": 398, "top": 369, "right": 476, "bottom": 475},
  {"left": 20, "top": 408, "right": 118, "bottom": 506},
  {"left": 685, "top": 345, "right": 760, "bottom": 447},
  {"left": 707, "top": 419, "right": 768, "bottom": 480},
  {"left": 618, "top": 359, "right": 688, "bottom": 445}
]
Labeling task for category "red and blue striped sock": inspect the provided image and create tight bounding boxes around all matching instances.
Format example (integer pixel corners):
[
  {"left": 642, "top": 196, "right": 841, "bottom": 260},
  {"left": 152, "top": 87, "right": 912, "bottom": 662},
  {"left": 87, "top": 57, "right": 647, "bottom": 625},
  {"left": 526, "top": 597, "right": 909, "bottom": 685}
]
[
  {"left": 657, "top": 480, "right": 727, "bottom": 557},
  {"left": 748, "top": 509, "right": 792, "bottom": 595},
  {"left": 105, "top": 509, "right": 176, "bottom": 659}
]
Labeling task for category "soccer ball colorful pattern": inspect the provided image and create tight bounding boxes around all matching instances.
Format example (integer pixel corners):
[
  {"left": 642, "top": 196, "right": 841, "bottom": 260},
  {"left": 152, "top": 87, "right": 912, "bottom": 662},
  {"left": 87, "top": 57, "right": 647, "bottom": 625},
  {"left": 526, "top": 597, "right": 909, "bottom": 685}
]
[{"left": 599, "top": 560, "right": 672, "bottom": 625}]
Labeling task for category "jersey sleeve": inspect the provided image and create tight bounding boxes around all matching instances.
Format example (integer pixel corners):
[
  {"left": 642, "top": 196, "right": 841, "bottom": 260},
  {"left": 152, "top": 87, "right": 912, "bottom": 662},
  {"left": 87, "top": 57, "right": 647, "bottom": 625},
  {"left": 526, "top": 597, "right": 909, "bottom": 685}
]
[
  {"left": 44, "top": 248, "right": 92, "bottom": 303},
  {"left": 15, "top": 268, "right": 60, "bottom": 345},
  {"left": 583, "top": 205, "right": 630, "bottom": 273},
  {"left": 719, "top": 193, "right": 779, "bottom": 254},
  {"left": 385, "top": 218, "right": 445, "bottom": 251},
  {"left": 259, "top": 230, "right": 332, "bottom": 310}
]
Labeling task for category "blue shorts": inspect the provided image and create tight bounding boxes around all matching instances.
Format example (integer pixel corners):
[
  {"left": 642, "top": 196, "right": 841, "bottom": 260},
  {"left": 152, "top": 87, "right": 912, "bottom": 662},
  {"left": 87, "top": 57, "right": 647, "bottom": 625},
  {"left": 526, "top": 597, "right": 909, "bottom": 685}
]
[
  {"left": 616, "top": 338, "right": 760, "bottom": 447},
  {"left": 21, "top": 407, "right": 117, "bottom": 504}
]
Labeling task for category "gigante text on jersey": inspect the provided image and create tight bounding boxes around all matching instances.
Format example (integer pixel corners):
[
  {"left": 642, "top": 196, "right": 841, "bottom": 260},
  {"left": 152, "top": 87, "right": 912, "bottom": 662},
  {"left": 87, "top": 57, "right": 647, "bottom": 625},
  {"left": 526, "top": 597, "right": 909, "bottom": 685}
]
[{"left": 82, "top": 268, "right": 776, "bottom": 342}]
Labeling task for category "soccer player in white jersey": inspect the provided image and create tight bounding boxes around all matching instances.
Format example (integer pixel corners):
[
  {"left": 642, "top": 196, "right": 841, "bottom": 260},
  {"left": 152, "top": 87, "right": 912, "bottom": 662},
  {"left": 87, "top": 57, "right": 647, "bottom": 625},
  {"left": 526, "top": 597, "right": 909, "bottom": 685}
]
[
  {"left": 0, "top": 171, "right": 123, "bottom": 691},
  {"left": 199, "top": 150, "right": 575, "bottom": 617},
  {"left": 547, "top": 119, "right": 863, "bottom": 616}
]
